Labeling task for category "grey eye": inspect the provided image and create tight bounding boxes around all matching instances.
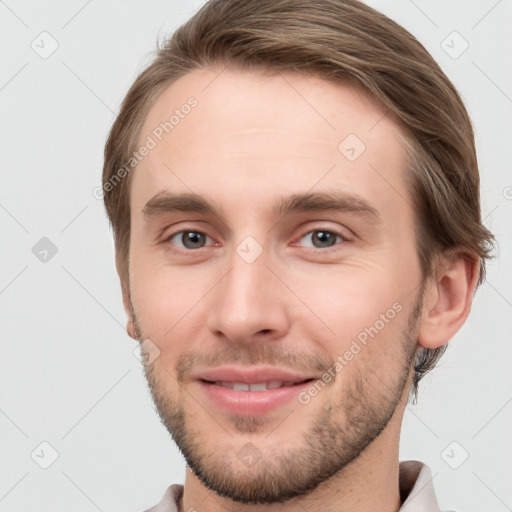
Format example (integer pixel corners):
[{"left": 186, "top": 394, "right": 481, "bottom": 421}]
[
  {"left": 170, "top": 231, "right": 210, "bottom": 250},
  {"left": 299, "top": 230, "right": 343, "bottom": 249}
]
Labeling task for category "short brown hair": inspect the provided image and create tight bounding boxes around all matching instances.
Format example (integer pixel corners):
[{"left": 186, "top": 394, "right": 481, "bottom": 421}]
[{"left": 102, "top": 0, "right": 495, "bottom": 401}]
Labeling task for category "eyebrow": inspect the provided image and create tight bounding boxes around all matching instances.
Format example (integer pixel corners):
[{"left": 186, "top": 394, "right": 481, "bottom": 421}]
[{"left": 142, "top": 191, "right": 381, "bottom": 223}]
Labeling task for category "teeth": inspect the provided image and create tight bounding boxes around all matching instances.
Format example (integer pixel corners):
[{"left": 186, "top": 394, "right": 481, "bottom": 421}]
[
  {"left": 215, "top": 381, "right": 296, "bottom": 391},
  {"left": 249, "top": 382, "right": 267, "bottom": 391},
  {"left": 232, "top": 382, "right": 250, "bottom": 391}
]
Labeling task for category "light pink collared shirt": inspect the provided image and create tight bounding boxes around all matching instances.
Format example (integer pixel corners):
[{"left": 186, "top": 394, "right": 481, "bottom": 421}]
[{"left": 145, "top": 460, "right": 455, "bottom": 511}]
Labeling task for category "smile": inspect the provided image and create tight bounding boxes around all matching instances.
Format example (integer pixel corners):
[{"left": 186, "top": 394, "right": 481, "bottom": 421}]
[{"left": 204, "top": 379, "right": 314, "bottom": 391}]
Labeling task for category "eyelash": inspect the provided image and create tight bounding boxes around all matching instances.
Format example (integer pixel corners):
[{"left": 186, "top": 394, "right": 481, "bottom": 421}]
[{"left": 163, "top": 227, "right": 348, "bottom": 253}]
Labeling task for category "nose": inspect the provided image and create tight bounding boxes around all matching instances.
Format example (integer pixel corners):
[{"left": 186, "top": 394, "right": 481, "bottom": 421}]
[{"left": 207, "top": 246, "right": 291, "bottom": 345}]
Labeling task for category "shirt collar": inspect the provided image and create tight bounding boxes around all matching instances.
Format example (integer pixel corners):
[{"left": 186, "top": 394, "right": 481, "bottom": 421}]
[{"left": 399, "top": 460, "right": 442, "bottom": 511}]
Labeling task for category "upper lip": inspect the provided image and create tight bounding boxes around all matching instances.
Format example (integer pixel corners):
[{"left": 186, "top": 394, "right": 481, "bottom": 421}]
[{"left": 193, "top": 366, "right": 317, "bottom": 384}]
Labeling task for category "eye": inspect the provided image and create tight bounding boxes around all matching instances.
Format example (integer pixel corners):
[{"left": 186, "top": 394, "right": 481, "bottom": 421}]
[
  {"left": 166, "top": 230, "right": 214, "bottom": 250},
  {"left": 163, "top": 228, "right": 347, "bottom": 252},
  {"left": 297, "top": 229, "right": 346, "bottom": 249}
]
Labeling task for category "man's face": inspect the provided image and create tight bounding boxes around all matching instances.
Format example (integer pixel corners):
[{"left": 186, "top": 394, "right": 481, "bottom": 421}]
[{"left": 127, "top": 68, "right": 424, "bottom": 503}]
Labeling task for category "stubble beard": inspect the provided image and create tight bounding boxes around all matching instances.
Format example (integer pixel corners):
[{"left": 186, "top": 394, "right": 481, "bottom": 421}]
[{"left": 133, "top": 295, "right": 421, "bottom": 504}]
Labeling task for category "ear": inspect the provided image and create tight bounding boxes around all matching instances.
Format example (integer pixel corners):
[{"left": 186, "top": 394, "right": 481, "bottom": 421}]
[
  {"left": 417, "top": 251, "right": 480, "bottom": 349},
  {"left": 115, "top": 252, "right": 137, "bottom": 341}
]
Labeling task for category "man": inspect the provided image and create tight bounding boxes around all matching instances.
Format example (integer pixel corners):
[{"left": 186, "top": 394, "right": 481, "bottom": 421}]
[{"left": 101, "top": 0, "right": 495, "bottom": 510}]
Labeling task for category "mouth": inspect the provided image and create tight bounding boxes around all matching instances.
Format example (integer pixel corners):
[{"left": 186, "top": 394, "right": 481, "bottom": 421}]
[
  {"left": 199, "top": 378, "right": 315, "bottom": 391},
  {"left": 194, "top": 368, "right": 319, "bottom": 415}
]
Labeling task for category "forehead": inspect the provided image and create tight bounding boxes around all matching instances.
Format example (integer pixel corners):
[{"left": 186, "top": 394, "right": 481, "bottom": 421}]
[{"left": 132, "top": 67, "right": 410, "bottom": 219}]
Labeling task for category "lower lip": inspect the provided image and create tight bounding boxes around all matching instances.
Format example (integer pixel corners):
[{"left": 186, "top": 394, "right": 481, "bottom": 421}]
[{"left": 197, "top": 380, "right": 314, "bottom": 415}]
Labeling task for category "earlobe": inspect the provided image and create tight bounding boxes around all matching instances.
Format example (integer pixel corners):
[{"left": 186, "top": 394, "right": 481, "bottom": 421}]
[
  {"left": 115, "top": 252, "right": 138, "bottom": 341},
  {"left": 121, "top": 281, "right": 138, "bottom": 341},
  {"left": 417, "top": 252, "right": 480, "bottom": 349},
  {"left": 126, "top": 318, "right": 137, "bottom": 340}
]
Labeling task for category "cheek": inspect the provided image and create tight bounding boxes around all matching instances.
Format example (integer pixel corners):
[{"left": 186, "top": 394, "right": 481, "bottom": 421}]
[
  {"left": 291, "top": 264, "right": 405, "bottom": 337},
  {"left": 285, "top": 263, "right": 416, "bottom": 381},
  {"left": 129, "top": 255, "right": 213, "bottom": 344}
]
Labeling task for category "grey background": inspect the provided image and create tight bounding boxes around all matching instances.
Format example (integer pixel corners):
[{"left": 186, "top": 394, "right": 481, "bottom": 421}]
[{"left": 0, "top": 1, "right": 511, "bottom": 511}]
